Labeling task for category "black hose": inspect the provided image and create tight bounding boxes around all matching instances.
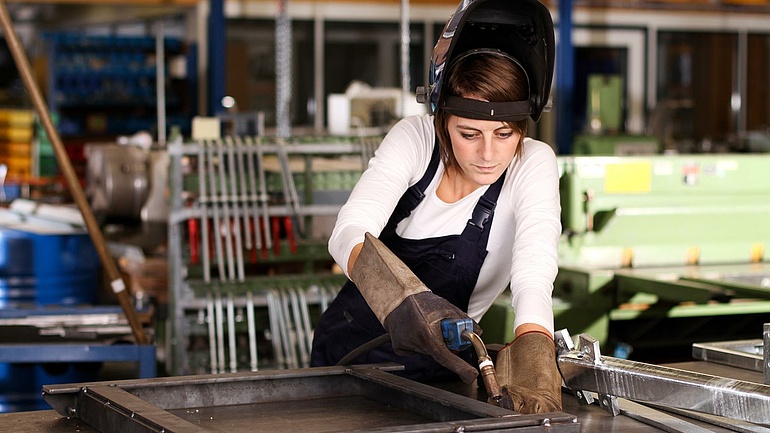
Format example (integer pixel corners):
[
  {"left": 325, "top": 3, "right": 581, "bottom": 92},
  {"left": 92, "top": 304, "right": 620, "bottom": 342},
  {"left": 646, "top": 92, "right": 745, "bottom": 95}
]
[{"left": 336, "top": 333, "right": 392, "bottom": 366}]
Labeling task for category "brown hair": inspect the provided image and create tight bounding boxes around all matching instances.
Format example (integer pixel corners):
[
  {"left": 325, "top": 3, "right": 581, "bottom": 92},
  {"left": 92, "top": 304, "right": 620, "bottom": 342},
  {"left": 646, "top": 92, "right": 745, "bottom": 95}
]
[{"left": 434, "top": 52, "right": 529, "bottom": 171}]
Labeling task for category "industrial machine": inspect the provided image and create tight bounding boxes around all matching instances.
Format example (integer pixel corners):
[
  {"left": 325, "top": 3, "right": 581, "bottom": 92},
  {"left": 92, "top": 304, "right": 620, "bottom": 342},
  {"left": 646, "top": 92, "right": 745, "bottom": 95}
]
[{"left": 482, "top": 153, "right": 770, "bottom": 362}]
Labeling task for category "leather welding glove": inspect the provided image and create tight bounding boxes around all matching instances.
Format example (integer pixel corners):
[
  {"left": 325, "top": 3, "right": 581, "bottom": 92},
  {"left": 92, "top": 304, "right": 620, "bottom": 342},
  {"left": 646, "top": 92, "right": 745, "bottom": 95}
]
[
  {"left": 494, "top": 331, "right": 563, "bottom": 414},
  {"left": 350, "top": 232, "right": 480, "bottom": 384}
]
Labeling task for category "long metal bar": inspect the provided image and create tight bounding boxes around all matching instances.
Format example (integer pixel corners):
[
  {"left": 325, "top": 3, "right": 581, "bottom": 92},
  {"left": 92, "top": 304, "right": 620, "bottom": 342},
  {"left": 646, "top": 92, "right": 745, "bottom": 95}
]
[
  {"left": 216, "top": 139, "right": 237, "bottom": 280},
  {"left": 224, "top": 137, "right": 245, "bottom": 281},
  {"left": 197, "top": 140, "right": 212, "bottom": 282},
  {"left": 0, "top": 0, "right": 147, "bottom": 345},
  {"left": 556, "top": 331, "right": 770, "bottom": 424},
  {"left": 616, "top": 397, "right": 715, "bottom": 433},
  {"left": 246, "top": 291, "right": 258, "bottom": 371},
  {"left": 234, "top": 137, "right": 252, "bottom": 251},
  {"left": 206, "top": 140, "right": 227, "bottom": 280},
  {"left": 243, "top": 136, "right": 263, "bottom": 250},
  {"left": 254, "top": 137, "right": 272, "bottom": 249},
  {"left": 73, "top": 385, "right": 209, "bottom": 433},
  {"left": 692, "top": 339, "right": 764, "bottom": 373}
]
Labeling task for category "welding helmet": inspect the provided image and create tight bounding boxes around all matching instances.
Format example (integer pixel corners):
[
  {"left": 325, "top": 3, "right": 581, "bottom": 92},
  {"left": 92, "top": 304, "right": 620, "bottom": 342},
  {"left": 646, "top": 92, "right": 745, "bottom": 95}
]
[{"left": 416, "top": 0, "right": 555, "bottom": 122}]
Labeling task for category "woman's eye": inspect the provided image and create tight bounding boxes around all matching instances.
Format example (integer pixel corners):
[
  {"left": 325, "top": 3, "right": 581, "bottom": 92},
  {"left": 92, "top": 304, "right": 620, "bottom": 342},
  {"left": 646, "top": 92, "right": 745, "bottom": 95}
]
[
  {"left": 497, "top": 132, "right": 514, "bottom": 139},
  {"left": 461, "top": 133, "right": 477, "bottom": 140}
]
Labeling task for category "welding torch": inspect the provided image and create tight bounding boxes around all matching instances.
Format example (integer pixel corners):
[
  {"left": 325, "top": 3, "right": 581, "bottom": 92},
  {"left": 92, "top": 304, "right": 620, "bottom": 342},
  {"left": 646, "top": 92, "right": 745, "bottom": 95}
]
[
  {"left": 336, "top": 317, "right": 504, "bottom": 404},
  {"left": 441, "top": 318, "right": 503, "bottom": 404}
]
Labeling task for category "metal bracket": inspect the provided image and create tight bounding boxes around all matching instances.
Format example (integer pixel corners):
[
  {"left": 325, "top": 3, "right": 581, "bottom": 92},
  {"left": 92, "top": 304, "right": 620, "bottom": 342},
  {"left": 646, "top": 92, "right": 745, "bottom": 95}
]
[{"left": 555, "top": 331, "right": 619, "bottom": 416}]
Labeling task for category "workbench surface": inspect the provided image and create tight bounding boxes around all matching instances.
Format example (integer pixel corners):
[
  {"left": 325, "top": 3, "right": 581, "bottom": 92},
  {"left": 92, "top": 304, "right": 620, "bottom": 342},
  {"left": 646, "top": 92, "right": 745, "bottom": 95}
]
[{"left": 1, "top": 362, "right": 764, "bottom": 433}]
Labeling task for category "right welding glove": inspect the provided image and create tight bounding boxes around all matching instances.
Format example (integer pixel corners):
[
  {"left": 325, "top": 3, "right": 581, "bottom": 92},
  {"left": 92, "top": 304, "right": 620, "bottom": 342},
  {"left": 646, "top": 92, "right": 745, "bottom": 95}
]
[
  {"left": 495, "top": 331, "right": 563, "bottom": 414},
  {"left": 350, "top": 232, "right": 480, "bottom": 383}
]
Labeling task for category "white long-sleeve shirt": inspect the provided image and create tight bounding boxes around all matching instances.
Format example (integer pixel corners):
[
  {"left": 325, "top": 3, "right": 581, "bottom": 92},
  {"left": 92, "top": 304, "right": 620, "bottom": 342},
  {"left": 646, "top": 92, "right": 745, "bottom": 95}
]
[{"left": 329, "top": 114, "right": 562, "bottom": 334}]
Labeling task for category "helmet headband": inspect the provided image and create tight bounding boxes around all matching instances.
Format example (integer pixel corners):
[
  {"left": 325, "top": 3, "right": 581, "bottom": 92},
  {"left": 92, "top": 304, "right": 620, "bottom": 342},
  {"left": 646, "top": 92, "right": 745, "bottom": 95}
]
[{"left": 442, "top": 96, "right": 532, "bottom": 121}]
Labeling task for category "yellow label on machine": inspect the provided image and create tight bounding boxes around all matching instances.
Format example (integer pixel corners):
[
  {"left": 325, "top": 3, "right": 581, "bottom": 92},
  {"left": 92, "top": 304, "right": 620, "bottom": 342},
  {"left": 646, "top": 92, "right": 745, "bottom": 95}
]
[{"left": 604, "top": 161, "right": 652, "bottom": 193}]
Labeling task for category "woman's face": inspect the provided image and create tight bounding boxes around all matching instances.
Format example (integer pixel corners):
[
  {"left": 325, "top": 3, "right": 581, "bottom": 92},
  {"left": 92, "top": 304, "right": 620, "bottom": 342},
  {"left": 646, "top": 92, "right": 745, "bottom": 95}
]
[{"left": 447, "top": 114, "right": 520, "bottom": 187}]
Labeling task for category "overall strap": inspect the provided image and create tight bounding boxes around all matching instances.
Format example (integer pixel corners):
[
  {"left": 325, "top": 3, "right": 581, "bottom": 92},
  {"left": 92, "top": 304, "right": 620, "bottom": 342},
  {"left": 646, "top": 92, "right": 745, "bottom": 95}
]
[
  {"left": 462, "top": 169, "right": 507, "bottom": 243},
  {"left": 386, "top": 138, "right": 440, "bottom": 226}
]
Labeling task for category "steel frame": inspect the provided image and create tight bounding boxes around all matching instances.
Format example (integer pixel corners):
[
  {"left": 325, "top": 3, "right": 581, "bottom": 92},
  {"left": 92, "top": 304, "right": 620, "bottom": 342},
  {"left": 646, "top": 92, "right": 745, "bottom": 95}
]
[{"left": 43, "top": 364, "right": 579, "bottom": 433}]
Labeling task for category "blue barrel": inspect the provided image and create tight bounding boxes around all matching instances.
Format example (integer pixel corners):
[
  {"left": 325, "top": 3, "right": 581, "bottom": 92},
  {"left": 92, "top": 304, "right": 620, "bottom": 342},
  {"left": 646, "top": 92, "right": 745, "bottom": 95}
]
[
  {"left": 0, "top": 228, "right": 100, "bottom": 307},
  {"left": 0, "top": 227, "right": 102, "bottom": 412}
]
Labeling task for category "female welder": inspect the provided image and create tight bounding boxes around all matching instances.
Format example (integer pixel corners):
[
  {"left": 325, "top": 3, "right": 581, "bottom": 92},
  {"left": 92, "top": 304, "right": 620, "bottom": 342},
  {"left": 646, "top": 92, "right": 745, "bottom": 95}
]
[{"left": 311, "top": 0, "right": 562, "bottom": 415}]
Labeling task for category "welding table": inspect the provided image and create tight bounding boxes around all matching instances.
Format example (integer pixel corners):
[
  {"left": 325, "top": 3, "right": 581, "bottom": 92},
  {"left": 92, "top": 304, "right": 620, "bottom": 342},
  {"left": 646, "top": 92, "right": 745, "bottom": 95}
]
[{"left": 1, "top": 360, "right": 764, "bottom": 433}]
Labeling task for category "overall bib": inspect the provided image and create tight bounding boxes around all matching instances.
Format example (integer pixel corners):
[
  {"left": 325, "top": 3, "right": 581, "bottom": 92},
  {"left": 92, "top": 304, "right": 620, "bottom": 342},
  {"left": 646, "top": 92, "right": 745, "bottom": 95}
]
[{"left": 310, "top": 143, "right": 505, "bottom": 382}]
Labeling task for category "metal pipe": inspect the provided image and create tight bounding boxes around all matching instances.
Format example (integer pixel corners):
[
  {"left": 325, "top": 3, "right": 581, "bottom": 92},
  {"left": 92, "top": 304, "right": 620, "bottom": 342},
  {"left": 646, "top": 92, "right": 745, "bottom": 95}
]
[
  {"left": 461, "top": 330, "right": 502, "bottom": 403},
  {"left": 0, "top": 1, "right": 148, "bottom": 344},
  {"left": 216, "top": 139, "right": 236, "bottom": 280},
  {"left": 206, "top": 140, "right": 226, "bottom": 280},
  {"left": 197, "top": 142, "right": 211, "bottom": 283}
]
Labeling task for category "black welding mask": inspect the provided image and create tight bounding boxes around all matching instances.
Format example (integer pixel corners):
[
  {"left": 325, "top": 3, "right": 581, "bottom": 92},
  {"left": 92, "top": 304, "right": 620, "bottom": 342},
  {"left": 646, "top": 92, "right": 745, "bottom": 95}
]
[{"left": 416, "top": 0, "right": 555, "bottom": 122}]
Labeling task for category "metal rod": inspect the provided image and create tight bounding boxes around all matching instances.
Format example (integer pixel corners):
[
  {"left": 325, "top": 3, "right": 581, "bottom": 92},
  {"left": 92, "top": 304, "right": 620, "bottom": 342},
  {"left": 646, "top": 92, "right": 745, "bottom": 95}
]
[
  {"left": 206, "top": 294, "right": 217, "bottom": 374},
  {"left": 215, "top": 292, "right": 226, "bottom": 374},
  {"left": 227, "top": 292, "right": 237, "bottom": 373},
  {"left": 255, "top": 137, "right": 272, "bottom": 249},
  {"left": 205, "top": 140, "right": 226, "bottom": 281},
  {"left": 247, "top": 291, "right": 258, "bottom": 372},
  {"left": 266, "top": 289, "right": 284, "bottom": 368},
  {"left": 197, "top": 143, "right": 211, "bottom": 283},
  {"left": 243, "top": 136, "right": 263, "bottom": 250},
  {"left": 0, "top": 1, "right": 148, "bottom": 344},
  {"left": 234, "top": 137, "right": 252, "bottom": 251},
  {"left": 224, "top": 137, "right": 245, "bottom": 281},
  {"left": 215, "top": 139, "right": 236, "bottom": 280}
]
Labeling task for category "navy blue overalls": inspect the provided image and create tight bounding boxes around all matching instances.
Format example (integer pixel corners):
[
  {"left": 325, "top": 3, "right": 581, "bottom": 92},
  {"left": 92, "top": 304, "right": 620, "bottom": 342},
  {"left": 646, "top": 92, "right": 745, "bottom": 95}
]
[{"left": 310, "top": 142, "right": 506, "bottom": 382}]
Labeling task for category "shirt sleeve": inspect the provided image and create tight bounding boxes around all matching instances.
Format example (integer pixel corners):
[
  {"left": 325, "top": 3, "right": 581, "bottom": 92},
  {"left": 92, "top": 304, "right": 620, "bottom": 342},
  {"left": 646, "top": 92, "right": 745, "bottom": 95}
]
[
  {"left": 328, "top": 115, "right": 435, "bottom": 276},
  {"left": 507, "top": 140, "right": 562, "bottom": 335}
]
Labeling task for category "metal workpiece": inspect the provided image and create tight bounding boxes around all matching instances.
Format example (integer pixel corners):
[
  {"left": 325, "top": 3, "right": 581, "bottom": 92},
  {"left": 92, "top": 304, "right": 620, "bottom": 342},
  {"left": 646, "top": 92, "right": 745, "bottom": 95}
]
[
  {"left": 556, "top": 330, "right": 770, "bottom": 425},
  {"left": 42, "top": 365, "right": 579, "bottom": 433},
  {"left": 692, "top": 322, "right": 770, "bottom": 385}
]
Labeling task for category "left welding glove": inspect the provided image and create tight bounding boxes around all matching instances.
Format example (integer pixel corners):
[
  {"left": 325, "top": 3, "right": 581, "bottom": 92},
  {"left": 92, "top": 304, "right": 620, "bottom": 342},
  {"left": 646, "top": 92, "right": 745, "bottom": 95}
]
[
  {"left": 494, "top": 331, "right": 562, "bottom": 414},
  {"left": 350, "top": 232, "right": 480, "bottom": 384}
]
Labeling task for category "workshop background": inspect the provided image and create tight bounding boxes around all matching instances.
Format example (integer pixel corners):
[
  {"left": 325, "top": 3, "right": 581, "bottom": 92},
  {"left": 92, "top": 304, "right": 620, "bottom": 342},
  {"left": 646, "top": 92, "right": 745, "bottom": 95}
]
[{"left": 0, "top": 0, "right": 769, "bottom": 429}]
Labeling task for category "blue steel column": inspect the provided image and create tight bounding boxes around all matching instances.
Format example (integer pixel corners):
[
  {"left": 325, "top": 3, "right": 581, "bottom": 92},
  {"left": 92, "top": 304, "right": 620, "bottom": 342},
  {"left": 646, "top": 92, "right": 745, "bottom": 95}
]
[
  {"left": 208, "top": 0, "right": 225, "bottom": 116},
  {"left": 556, "top": 0, "right": 574, "bottom": 155}
]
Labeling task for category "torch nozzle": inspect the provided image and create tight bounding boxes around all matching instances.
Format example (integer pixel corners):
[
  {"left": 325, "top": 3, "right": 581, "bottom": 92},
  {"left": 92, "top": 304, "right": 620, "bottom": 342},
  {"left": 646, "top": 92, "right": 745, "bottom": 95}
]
[{"left": 461, "top": 329, "right": 503, "bottom": 402}]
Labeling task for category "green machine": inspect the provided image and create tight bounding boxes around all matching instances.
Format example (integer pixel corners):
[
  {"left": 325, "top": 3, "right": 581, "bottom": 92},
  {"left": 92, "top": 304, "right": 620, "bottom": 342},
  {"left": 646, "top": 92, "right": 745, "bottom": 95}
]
[{"left": 481, "top": 153, "right": 770, "bottom": 361}]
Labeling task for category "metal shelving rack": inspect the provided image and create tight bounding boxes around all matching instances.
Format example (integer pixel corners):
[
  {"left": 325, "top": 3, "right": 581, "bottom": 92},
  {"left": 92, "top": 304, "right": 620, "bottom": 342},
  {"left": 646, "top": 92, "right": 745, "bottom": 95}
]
[{"left": 165, "top": 137, "right": 372, "bottom": 375}]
